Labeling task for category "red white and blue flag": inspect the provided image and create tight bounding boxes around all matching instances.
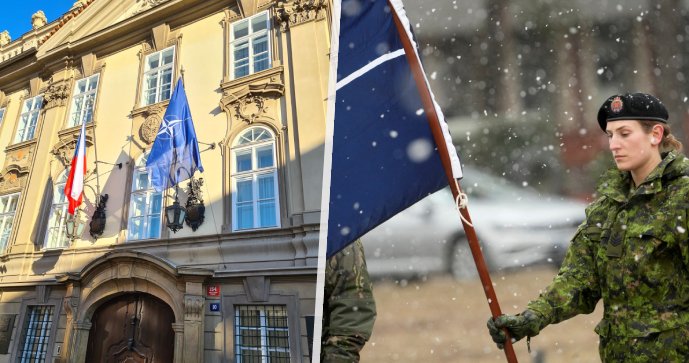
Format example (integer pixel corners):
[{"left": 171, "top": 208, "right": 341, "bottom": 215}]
[{"left": 64, "top": 121, "right": 87, "bottom": 215}]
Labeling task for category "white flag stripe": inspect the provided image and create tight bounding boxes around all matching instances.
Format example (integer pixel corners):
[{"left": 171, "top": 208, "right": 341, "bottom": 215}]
[
  {"left": 335, "top": 48, "right": 405, "bottom": 91},
  {"left": 70, "top": 125, "right": 86, "bottom": 200},
  {"left": 389, "top": 0, "right": 463, "bottom": 179}
]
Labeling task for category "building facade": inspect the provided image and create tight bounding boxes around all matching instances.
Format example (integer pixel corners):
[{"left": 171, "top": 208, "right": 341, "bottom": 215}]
[{"left": 0, "top": 0, "right": 330, "bottom": 362}]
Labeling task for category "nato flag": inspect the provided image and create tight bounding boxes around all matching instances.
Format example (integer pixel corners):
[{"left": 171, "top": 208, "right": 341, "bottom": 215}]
[{"left": 146, "top": 79, "right": 204, "bottom": 192}]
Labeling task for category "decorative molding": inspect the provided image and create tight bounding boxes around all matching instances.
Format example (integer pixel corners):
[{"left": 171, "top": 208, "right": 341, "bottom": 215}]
[
  {"left": 51, "top": 125, "right": 94, "bottom": 167},
  {"left": 0, "top": 31, "right": 10, "bottom": 47},
  {"left": 131, "top": 0, "right": 171, "bottom": 16},
  {"left": 43, "top": 79, "right": 70, "bottom": 109},
  {"left": 219, "top": 68, "right": 285, "bottom": 126},
  {"left": 0, "top": 169, "right": 27, "bottom": 194},
  {"left": 0, "top": 142, "right": 34, "bottom": 194},
  {"left": 63, "top": 296, "right": 79, "bottom": 319},
  {"left": 243, "top": 276, "right": 270, "bottom": 302},
  {"left": 32, "top": 11, "right": 48, "bottom": 30},
  {"left": 0, "top": 91, "right": 6, "bottom": 107},
  {"left": 183, "top": 295, "right": 204, "bottom": 320},
  {"left": 36, "top": 285, "right": 51, "bottom": 304},
  {"left": 275, "top": 0, "right": 328, "bottom": 31},
  {"left": 136, "top": 104, "right": 166, "bottom": 144},
  {"left": 80, "top": 53, "right": 102, "bottom": 77}
]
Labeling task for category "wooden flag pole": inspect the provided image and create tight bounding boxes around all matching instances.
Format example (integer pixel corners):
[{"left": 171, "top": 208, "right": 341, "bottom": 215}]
[{"left": 388, "top": 2, "right": 519, "bottom": 362}]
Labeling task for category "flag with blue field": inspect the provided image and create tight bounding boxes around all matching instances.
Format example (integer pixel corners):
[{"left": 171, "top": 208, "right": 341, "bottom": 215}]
[{"left": 326, "top": 0, "right": 462, "bottom": 257}]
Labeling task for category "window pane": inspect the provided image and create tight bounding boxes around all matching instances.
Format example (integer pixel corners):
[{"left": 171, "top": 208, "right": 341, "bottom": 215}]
[
  {"left": 87, "top": 76, "right": 99, "bottom": 91},
  {"left": 254, "top": 55, "right": 270, "bottom": 73},
  {"left": 258, "top": 200, "right": 276, "bottom": 227},
  {"left": 256, "top": 146, "right": 273, "bottom": 168},
  {"left": 251, "top": 14, "right": 268, "bottom": 32},
  {"left": 150, "top": 193, "right": 163, "bottom": 214},
  {"left": 131, "top": 195, "right": 146, "bottom": 217},
  {"left": 162, "top": 48, "right": 174, "bottom": 65},
  {"left": 7, "top": 195, "right": 17, "bottom": 212},
  {"left": 128, "top": 217, "right": 143, "bottom": 240},
  {"left": 237, "top": 180, "right": 253, "bottom": 203},
  {"left": 257, "top": 175, "right": 274, "bottom": 199},
  {"left": 233, "top": 20, "right": 249, "bottom": 39},
  {"left": 234, "top": 64, "right": 249, "bottom": 79},
  {"left": 236, "top": 151, "right": 252, "bottom": 172},
  {"left": 148, "top": 216, "right": 161, "bottom": 239},
  {"left": 237, "top": 204, "right": 254, "bottom": 230},
  {"left": 146, "top": 53, "right": 160, "bottom": 71},
  {"left": 234, "top": 43, "right": 249, "bottom": 62},
  {"left": 134, "top": 171, "right": 149, "bottom": 190}
]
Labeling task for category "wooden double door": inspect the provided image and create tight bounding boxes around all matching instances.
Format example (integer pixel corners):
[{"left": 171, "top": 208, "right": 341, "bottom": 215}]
[{"left": 85, "top": 293, "right": 175, "bottom": 363}]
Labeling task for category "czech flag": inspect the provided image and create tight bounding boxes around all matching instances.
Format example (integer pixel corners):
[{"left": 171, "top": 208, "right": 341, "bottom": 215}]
[{"left": 64, "top": 121, "right": 87, "bottom": 215}]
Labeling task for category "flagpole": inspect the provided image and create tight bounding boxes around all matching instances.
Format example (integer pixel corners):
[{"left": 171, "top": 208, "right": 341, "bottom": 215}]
[{"left": 387, "top": 2, "right": 519, "bottom": 362}]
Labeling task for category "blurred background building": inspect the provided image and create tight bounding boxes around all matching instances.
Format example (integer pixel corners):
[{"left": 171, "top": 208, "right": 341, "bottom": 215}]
[
  {"left": 408, "top": 0, "right": 689, "bottom": 198},
  {"left": 0, "top": 0, "right": 329, "bottom": 362}
]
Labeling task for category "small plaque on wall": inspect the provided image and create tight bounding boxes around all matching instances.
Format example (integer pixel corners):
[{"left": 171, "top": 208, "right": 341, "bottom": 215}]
[{"left": 0, "top": 314, "right": 16, "bottom": 354}]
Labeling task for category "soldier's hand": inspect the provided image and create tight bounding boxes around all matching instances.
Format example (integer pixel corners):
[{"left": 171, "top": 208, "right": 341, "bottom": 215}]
[{"left": 486, "top": 310, "right": 544, "bottom": 349}]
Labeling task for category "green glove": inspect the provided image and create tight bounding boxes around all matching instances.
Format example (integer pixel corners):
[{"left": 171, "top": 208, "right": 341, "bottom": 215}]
[{"left": 486, "top": 310, "right": 545, "bottom": 349}]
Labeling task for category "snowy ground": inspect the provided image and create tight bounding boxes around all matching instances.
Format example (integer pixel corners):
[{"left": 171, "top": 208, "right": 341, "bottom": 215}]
[{"left": 361, "top": 265, "right": 603, "bottom": 363}]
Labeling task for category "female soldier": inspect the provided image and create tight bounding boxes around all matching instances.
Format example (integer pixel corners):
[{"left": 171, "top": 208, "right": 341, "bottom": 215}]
[{"left": 487, "top": 93, "right": 689, "bottom": 362}]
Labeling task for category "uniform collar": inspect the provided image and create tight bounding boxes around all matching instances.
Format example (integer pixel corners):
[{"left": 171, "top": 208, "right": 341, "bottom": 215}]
[{"left": 597, "top": 152, "right": 677, "bottom": 202}]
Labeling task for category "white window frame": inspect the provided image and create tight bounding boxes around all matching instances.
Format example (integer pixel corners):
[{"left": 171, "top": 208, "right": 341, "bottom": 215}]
[
  {"left": 67, "top": 74, "right": 100, "bottom": 127},
  {"left": 231, "top": 127, "right": 280, "bottom": 231},
  {"left": 140, "top": 46, "right": 175, "bottom": 106},
  {"left": 14, "top": 95, "right": 43, "bottom": 143},
  {"left": 234, "top": 305, "right": 290, "bottom": 363},
  {"left": 44, "top": 172, "right": 70, "bottom": 249},
  {"left": 230, "top": 11, "right": 271, "bottom": 79},
  {"left": 127, "top": 154, "right": 164, "bottom": 241},
  {"left": 0, "top": 193, "right": 19, "bottom": 253}
]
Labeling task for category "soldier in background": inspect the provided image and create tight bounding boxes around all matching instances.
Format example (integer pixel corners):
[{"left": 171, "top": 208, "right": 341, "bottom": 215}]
[
  {"left": 487, "top": 93, "right": 689, "bottom": 361},
  {"left": 321, "top": 239, "right": 377, "bottom": 362}
]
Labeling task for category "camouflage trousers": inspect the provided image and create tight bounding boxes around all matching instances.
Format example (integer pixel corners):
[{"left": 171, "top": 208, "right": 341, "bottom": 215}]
[{"left": 599, "top": 326, "right": 689, "bottom": 362}]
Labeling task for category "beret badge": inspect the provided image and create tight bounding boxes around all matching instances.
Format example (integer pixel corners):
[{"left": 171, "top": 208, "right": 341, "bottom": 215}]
[{"left": 610, "top": 96, "right": 623, "bottom": 113}]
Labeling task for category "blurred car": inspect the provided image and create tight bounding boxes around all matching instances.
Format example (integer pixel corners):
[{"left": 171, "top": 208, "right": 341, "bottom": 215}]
[{"left": 362, "top": 166, "right": 588, "bottom": 279}]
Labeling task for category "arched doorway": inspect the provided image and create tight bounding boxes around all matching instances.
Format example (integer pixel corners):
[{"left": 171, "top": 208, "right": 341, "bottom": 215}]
[{"left": 85, "top": 293, "right": 174, "bottom": 363}]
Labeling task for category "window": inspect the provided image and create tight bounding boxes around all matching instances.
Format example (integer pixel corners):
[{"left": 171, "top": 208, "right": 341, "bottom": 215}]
[
  {"left": 234, "top": 305, "right": 290, "bottom": 363},
  {"left": 230, "top": 11, "right": 271, "bottom": 79},
  {"left": 127, "top": 154, "right": 163, "bottom": 240},
  {"left": 0, "top": 107, "right": 6, "bottom": 126},
  {"left": 0, "top": 193, "right": 18, "bottom": 253},
  {"left": 231, "top": 127, "right": 279, "bottom": 231},
  {"left": 141, "top": 47, "right": 175, "bottom": 106},
  {"left": 44, "top": 172, "right": 69, "bottom": 249},
  {"left": 17, "top": 305, "right": 54, "bottom": 363},
  {"left": 67, "top": 74, "right": 99, "bottom": 127},
  {"left": 14, "top": 95, "right": 43, "bottom": 143}
]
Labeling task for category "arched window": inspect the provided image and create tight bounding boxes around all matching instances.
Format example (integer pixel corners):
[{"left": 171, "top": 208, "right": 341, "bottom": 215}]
[
  {"left": 231, "top": 127, "right": 279, "bottom": 231},
  {"left": 45, "top": 171, "right": 69, "bottom": 249},
  {"left": 127, "top": 153, "right": 163, "bottom": 240}
]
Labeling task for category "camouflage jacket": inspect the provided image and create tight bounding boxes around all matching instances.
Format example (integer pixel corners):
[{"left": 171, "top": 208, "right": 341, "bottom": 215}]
[
  {"left": 528, "top": 152, "right": 689, "bottom": 338},
  {"left": 321, "top": 239, "right": 377, "bottom": 363}
]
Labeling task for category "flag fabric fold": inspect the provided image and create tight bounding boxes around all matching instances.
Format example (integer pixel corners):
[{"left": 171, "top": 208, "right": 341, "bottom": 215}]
[
  {"left": 146, "top": 79, "right": 204, "bottom": 192},
  {"left": 325, "top": 0, "right": 462, "bottom": 257},
  {"left": 64, "top": 121, "right": 87, "bottom": 215}
]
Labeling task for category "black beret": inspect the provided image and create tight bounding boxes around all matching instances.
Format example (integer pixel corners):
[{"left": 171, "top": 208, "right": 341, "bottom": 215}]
[{"left": 597, "top": 92, "right": 668, "bottom": 131}]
